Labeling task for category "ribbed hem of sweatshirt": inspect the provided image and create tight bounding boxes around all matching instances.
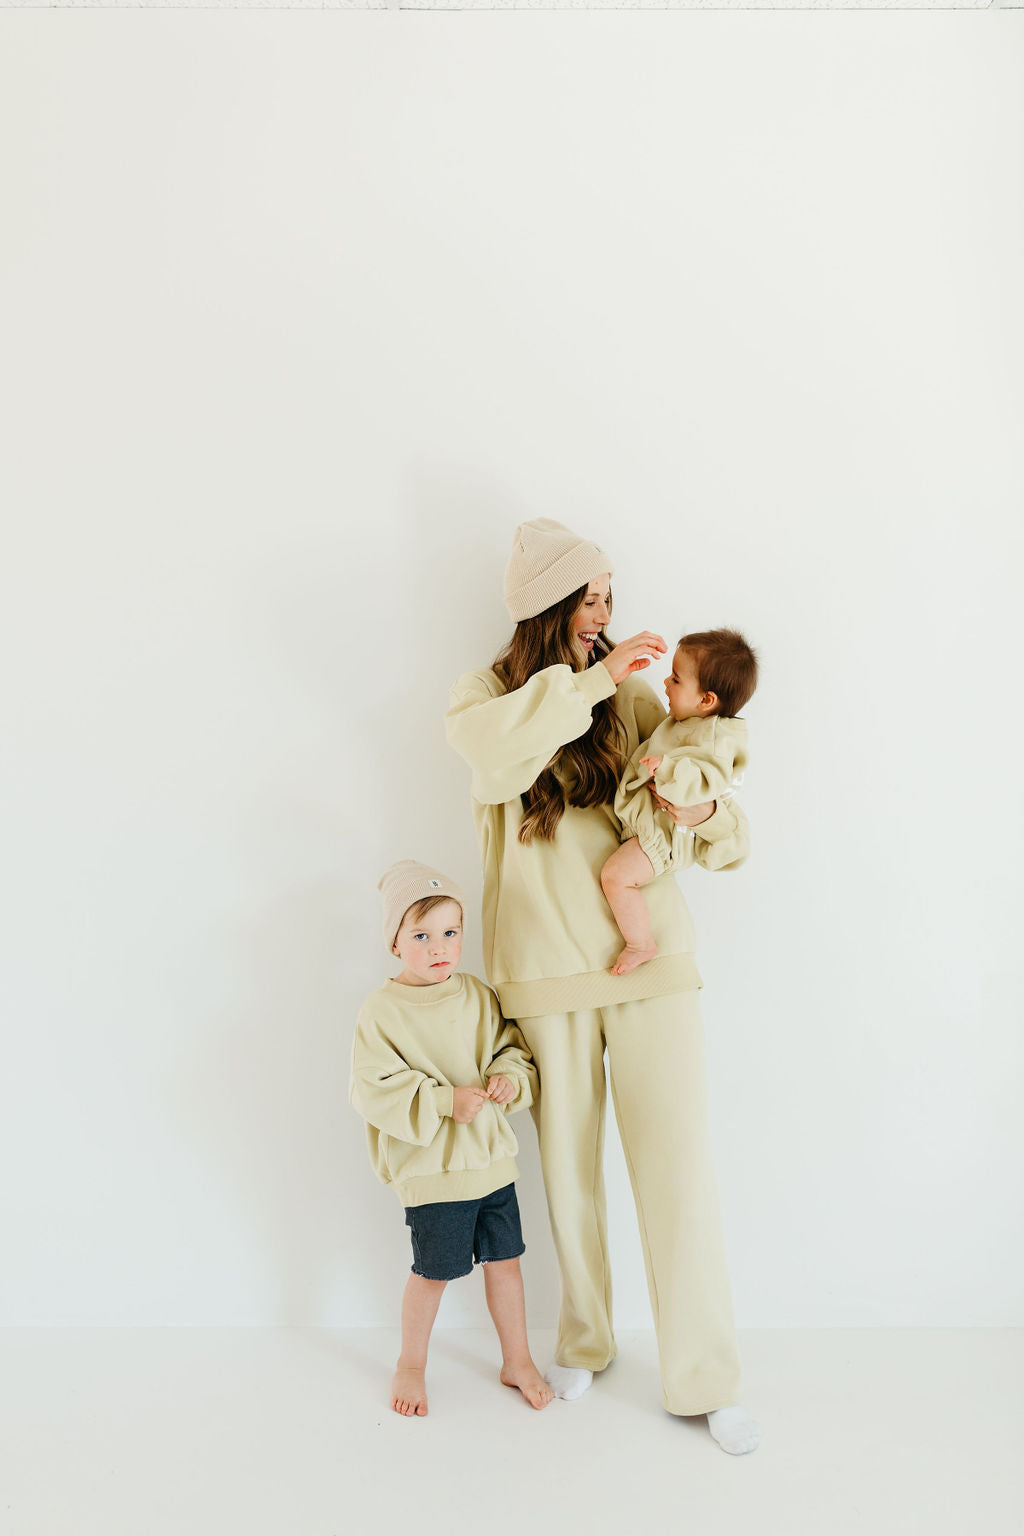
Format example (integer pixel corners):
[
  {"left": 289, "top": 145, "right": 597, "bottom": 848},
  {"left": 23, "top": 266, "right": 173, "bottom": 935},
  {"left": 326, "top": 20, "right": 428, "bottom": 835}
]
[
  {"left": 495, "top": 953, "right": 701, "bottom": 1021},
  {"left": 396, "top": 1157, "right": 519, "bottom": 1208}
]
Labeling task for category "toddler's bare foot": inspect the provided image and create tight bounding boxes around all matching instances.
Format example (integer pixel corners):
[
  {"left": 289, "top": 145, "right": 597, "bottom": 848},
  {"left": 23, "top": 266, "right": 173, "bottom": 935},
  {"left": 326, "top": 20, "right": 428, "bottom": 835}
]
[
  {"left": 611, "top": 943, "right": 658, "bottom": 975},
  {"left": 391, "top": 1365, "right": 428, "bottom": 1417},
  {"left": 500, "top": 1360, "right": 555, "bottom": 1410}
]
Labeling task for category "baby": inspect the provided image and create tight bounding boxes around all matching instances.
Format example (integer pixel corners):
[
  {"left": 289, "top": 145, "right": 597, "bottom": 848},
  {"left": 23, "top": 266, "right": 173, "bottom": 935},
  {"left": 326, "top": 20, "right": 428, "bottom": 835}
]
[
  {"left": 602, "top": 628, "right": 758, "bottom": 975},
  {"left": 349, "top": 859, "right": 552, "bottom": 1418}
]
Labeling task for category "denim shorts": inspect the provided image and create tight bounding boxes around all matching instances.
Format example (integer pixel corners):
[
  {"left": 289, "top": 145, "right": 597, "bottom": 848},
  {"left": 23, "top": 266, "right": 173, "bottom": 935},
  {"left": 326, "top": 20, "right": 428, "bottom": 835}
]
[{"left": 404, "top": 1181, "right": 525, "bottom": 1282}]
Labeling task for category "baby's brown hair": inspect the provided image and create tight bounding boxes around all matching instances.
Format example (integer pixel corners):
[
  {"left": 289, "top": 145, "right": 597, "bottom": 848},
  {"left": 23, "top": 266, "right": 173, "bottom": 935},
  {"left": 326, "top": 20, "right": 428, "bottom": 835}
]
[{"left": 677, "top": 628, "right": 758, "bottom": 717}]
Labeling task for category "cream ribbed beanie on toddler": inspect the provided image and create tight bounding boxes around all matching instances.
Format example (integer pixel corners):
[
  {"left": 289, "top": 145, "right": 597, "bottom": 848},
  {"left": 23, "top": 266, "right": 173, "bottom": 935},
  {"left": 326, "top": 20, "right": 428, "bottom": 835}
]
[
  {"left": 503, "top": 519, "right": 614, "bottom": 622},
  {"left": 378, "top": 859, "right": 466, "bottom": 951}
]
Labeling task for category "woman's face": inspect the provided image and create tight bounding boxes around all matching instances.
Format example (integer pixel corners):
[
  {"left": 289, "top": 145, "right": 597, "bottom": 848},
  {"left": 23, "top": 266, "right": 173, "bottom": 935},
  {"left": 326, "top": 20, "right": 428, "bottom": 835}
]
[{"left": 573, "top": 575, "right": 612, "bottom": 658}]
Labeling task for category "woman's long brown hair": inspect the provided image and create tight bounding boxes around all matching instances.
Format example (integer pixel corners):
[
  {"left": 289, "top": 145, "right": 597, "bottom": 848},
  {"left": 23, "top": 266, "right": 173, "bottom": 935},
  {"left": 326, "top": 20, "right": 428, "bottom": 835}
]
[{"left": 493, "top": 584, "right": 627, "bottom": 845}]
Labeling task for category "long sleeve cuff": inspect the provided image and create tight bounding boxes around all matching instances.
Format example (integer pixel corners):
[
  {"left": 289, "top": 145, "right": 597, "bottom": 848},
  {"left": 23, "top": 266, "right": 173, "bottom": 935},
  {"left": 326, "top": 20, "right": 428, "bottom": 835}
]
[
  {"left": 432, "top": 1084, "right": 455, "bottom": 1119},
  {"left": 693, "top": 802, "right": 736, "bottom": 842},
  {"left": 487, "top": 1073, "right": 528, "bottom": 1111},
  {"left": 485, "top": 1069, "right": 517, "bottom": 1098},
  {"left": 573, "top": 661, "right": 618, "bottom": 708}
]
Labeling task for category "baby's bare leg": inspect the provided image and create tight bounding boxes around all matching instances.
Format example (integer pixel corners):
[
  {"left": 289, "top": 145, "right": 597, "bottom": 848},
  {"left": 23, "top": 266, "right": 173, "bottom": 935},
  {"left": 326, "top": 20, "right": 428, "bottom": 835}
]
[
  {"left": 601, "top": 838, "right": 659, "bottom": 975},
  {"left": 392, "top": 1274, "right": 446, "bottom": 1417},
  {"left": 482, "top": 1257, "right": 554, "bottom": 1410}
]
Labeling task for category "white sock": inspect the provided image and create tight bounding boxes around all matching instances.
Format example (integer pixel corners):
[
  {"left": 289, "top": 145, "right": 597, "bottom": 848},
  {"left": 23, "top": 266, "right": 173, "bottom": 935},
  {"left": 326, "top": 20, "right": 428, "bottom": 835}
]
[
  {"left": 707, "top": 1404, "right": 761, "bottom": 1455},
  {"left": 544, "top": 1364, "right": 593, "bottom": 1401}
]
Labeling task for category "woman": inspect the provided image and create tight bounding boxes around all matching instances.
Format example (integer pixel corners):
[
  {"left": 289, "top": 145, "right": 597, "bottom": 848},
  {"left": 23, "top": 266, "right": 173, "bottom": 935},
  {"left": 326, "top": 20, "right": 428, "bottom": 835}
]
[{"left": 445, "top": 518, "right": 760, "bottom": 1455}]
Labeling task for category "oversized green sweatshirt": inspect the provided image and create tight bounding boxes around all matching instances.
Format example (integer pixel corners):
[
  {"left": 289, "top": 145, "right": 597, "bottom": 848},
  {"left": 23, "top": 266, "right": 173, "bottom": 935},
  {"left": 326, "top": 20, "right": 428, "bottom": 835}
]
[
  {"left": 349, "top": 971, "right": 537, "bottom": 1207},
  {"left": 445, "top": 659, "right": 749, "bottom": 1019}
]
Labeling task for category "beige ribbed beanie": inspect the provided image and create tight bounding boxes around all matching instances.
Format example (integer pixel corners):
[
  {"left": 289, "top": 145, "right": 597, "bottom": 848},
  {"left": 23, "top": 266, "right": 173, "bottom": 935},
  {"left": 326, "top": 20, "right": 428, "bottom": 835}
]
[
  {"left": 378, "top": 859, "right": 466, "bottom": 951},
  {"left": 504, "top": 518, "right": 614, "bottom": 622}
]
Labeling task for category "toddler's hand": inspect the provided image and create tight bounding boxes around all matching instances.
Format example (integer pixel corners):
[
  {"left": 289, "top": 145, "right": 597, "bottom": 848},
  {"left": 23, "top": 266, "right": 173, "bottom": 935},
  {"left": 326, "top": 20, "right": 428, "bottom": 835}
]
[
  {"left": 452, "top": 1086, "right": 488, "bottom": 1124},
  {"left": 639, "top": 754, "right": 663, "bottom": 774},
  {"left": 485, "top": 1074, "right": 516, "bottom": 1106}
]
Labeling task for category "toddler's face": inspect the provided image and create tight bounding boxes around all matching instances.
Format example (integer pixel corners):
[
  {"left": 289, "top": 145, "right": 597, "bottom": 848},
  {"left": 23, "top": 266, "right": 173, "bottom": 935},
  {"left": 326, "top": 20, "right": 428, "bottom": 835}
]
[
  {"left": 664, "top": 648, "right": 714, "bottom": 720},
  {"left": 392, "top": 899, "right": 463, "bottom": 987}
]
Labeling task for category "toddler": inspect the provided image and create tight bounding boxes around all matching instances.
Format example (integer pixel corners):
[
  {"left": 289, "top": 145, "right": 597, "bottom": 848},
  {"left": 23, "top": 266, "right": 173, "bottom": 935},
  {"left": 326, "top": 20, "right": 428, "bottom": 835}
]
[
  {"left": 350, "top": 859, "right": 552, "bottom": 1418},
  {"left": 602, "top": 628, "right": 757, "bottom": 975}
]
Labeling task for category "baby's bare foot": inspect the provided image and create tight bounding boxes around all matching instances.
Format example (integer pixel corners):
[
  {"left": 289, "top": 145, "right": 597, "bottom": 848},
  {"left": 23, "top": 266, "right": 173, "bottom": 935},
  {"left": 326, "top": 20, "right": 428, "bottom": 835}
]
[
  {"left": 391, "top": 1365, "right": 428, "bottom": 1417},
  {"left": 611, "top": 943, "right": 658, "bottom": 975},
  {"left": 500, "top": 1361, "right": 555, "bottom": 1410}
]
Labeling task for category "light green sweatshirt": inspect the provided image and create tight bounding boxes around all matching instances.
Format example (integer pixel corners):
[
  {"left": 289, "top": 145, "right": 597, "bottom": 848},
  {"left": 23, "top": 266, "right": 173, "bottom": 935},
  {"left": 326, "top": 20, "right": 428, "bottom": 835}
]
[
  {"left": 349, "top": 971, "right": 537, "bottom": 1207},
  {"left": 613, "top": 714, "right": 750, "bottom": 879},
  {"left": 445, "top": 659, "right": 749, "bottom": 1019},
  {"left": 616, "top": 714, "right": 749, "bottom": 829}
]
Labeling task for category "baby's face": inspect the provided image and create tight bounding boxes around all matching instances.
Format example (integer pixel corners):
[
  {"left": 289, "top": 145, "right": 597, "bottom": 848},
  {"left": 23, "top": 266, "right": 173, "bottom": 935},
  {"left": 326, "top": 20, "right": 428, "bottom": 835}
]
[
  {"left": 392, "top": 899, "right": 463, "bottom": 987},
  {"left": 663, "top": 648, "right": 712, "bottom": 720}
]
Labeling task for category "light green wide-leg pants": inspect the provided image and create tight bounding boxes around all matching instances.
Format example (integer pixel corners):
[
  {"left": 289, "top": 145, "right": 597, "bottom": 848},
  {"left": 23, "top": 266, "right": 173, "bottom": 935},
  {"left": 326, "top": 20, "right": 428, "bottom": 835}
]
[{"left": 518, "top": 989, "right": 741, "bottom": 1416}]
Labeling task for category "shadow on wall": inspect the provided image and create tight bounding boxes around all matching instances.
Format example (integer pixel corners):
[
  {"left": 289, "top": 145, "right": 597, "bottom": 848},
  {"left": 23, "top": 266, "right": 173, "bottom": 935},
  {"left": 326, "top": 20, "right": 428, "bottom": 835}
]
[
  {"left": 173, "top": 874, "right": 365, "bottom": 1325},
  {"left": 173, "top": 487, "right": 563, "bottom": 1327}
]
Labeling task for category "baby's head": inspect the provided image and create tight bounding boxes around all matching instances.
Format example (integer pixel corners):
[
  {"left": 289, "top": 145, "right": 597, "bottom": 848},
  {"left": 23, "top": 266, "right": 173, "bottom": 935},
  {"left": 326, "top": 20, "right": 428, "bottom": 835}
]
[
  {"left": 664, "top": 628, "right": 758, "bottom": 721},
  {"left": 378, "top": 860, "right": 465, "bottom": 987}
]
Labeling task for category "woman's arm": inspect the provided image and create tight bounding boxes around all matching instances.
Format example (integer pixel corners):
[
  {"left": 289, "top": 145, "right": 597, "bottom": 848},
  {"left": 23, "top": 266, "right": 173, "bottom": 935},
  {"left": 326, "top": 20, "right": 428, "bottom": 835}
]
[
  {"left": 659, "top": 794, "right": 750, "bottom": 872},
  {"left": 446, "top": 635, "right": 667, "bottom": 805},
  {"left": 446, "top": 663, "right": 616, "bottom": 805}
]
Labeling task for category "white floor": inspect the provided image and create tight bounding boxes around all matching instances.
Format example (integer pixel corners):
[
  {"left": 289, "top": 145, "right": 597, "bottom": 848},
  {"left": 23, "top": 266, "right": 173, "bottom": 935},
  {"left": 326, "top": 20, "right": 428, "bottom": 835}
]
[{"left": 2, "top": 1328, "right": 1021, "bottom": 1536}]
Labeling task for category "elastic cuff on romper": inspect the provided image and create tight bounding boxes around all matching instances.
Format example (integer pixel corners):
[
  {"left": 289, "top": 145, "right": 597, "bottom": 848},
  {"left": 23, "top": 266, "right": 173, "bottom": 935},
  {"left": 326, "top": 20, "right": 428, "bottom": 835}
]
[{"left": 636, "top": 829, "right": 671, "bottom": 879}]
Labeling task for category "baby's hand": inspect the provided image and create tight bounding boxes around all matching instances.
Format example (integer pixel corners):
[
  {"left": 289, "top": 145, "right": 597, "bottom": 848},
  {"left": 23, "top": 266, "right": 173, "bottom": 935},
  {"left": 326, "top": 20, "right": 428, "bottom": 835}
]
[
  {"left": 452, "top": 1086, "right": 487, "bottom": 1124},
  {"left": 640, "top": 754, "right": 663, "bottom": 774},
  {"left": 485, "top": 1074, "right": 516, "bottom": 1105}
]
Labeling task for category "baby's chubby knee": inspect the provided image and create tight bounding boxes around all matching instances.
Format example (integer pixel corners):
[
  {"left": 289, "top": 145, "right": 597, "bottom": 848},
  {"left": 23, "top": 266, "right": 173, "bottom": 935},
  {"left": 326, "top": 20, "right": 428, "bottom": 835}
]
[{"left": 600, "top": 848, "right": 630, "bottom": 896}]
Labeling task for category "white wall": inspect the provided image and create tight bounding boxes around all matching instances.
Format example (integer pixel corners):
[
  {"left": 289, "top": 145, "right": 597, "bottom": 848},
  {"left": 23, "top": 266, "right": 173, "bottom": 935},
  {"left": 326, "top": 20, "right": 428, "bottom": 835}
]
[{"left": 1, "top": 12, "right": 1021, "bottom": 1328}]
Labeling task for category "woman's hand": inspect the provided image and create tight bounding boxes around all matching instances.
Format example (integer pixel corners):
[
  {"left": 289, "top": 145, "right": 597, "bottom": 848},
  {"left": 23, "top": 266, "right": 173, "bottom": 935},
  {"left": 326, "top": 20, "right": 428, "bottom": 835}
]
[
  {"left": 485, "top": 1074, "right": 516, "bottom": 1105},
  {"left": 599, "top": 632, "right": 668, "bottom": 685},
  {"left": 648, "top": 786, "right": 716, "bottom": 828}
]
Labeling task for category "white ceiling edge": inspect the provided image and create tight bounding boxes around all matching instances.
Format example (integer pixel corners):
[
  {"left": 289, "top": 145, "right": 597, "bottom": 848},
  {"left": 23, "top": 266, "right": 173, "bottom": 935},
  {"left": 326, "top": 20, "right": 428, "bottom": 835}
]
[{"left": 0, "top": 0, "right": 1002, "bottom": 10}]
